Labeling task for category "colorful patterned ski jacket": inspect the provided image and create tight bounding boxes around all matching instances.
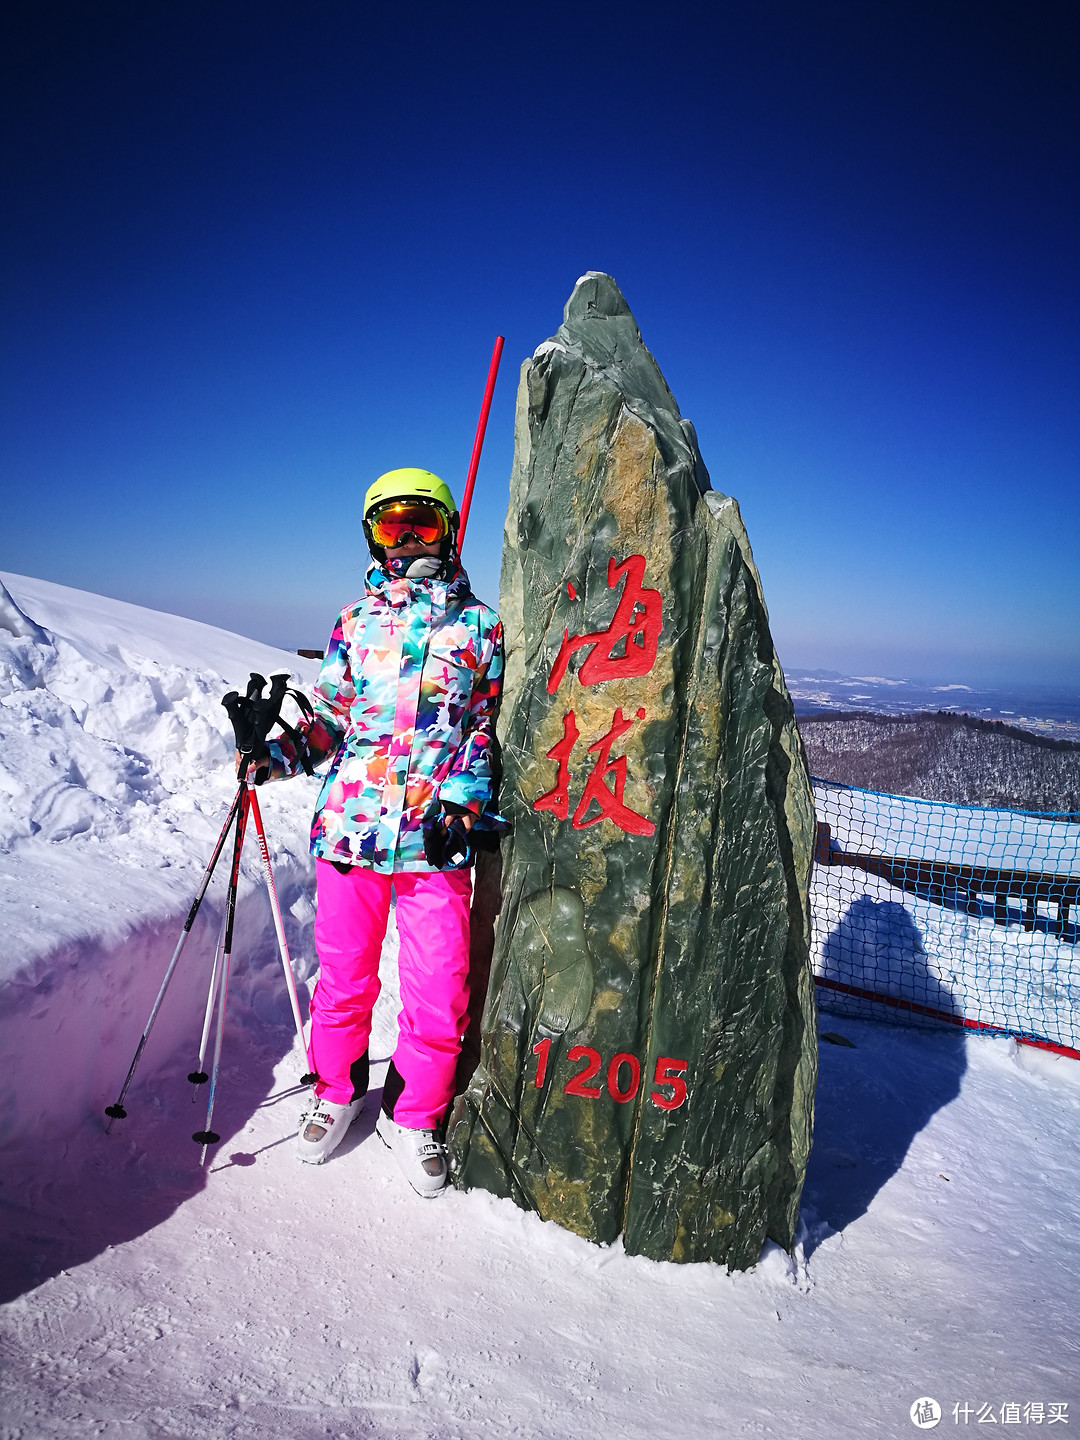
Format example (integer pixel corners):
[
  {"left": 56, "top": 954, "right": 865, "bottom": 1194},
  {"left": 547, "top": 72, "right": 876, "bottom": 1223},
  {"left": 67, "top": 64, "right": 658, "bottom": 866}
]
[{"left": 268, "top": 562, "right": 503, "bottom": 873}]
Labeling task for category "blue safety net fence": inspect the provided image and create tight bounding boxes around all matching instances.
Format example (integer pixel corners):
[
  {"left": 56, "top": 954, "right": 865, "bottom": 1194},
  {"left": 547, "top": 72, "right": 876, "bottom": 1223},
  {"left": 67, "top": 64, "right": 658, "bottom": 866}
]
[{"left": 810, "top": 779, "right": 1080, "bottom": 1056}]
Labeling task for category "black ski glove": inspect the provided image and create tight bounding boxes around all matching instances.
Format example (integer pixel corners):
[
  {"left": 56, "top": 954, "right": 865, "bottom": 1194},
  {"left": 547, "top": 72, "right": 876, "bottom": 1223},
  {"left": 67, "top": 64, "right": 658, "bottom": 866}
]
[{"left": 422, "top": 810, "right": 473, "bottom": 869}]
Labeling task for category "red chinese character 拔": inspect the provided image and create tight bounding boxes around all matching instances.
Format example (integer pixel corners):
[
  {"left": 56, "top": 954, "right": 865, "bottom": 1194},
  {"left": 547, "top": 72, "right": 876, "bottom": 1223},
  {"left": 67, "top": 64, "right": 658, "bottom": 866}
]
[{"left": 570, "top": 707, "right": 655, "bottom": 837}]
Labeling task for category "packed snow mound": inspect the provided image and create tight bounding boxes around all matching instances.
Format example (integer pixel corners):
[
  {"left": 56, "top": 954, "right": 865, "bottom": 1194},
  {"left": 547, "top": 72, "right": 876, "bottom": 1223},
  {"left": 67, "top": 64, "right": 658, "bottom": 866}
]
[
  {"left": 0, "top": 588, "right": 226, "bottom": 854},
  {"left": 0, "top": 573, "right": 322, "bottom": 1146},
  {"left": 0, "top": 572, "right": 320, "bottom": 959}
]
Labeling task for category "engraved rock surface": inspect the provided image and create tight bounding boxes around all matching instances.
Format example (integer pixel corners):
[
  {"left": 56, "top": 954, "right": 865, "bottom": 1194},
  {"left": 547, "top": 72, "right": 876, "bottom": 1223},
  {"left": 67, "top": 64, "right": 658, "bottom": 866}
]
[{"left": 449, "top": 273, "right": 817, "bottom": 1269}]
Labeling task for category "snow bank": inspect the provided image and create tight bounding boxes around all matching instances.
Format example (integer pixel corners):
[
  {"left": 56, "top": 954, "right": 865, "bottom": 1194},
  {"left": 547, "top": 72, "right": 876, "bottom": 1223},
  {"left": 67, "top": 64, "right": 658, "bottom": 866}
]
[
  {"left": 0, "top": 573, "right": 323, "bottom": 1149},
  {"left": 815, "top": 777, "right": 1080, "bottom": 872}
]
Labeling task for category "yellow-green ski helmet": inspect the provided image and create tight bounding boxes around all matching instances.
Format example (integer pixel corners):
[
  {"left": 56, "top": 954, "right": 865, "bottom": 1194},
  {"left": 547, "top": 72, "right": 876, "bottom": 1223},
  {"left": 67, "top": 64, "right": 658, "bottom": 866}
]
[
  {"left": 363, "top": 468, "right": 458, "bottom": 522},
  {"left": 362, "top": 467, "right": 460, "bottom": 569}
]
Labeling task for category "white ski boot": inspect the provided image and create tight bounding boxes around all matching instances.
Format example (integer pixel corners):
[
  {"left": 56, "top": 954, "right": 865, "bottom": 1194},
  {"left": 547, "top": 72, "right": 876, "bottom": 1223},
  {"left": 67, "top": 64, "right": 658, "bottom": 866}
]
[
  {"left": 296, "top": 1093, "right": 364, "bottom": 1164},
  {"left": 375, "top": 1113, "right": 448, "bottom": 1197}
]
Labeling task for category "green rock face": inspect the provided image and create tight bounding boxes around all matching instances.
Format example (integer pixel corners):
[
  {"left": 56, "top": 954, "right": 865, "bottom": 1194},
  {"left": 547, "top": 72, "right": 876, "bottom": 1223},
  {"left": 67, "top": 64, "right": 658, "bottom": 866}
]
[{"left": 449, "top": 273, "right": 817, "bottom": 1269}]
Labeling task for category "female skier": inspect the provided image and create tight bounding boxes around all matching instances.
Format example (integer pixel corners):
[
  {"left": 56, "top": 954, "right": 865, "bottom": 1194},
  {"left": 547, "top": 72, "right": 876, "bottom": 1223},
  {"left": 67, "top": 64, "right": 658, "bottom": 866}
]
[{"left": 255, "top": 468, "right": 503, "bottom": 1196}]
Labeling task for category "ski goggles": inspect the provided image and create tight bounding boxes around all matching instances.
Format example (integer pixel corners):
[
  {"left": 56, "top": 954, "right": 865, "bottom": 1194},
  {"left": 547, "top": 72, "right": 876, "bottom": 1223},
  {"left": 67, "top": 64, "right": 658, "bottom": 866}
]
[{"left": 367, "top": 499, "right": 452, "bottom": 548}]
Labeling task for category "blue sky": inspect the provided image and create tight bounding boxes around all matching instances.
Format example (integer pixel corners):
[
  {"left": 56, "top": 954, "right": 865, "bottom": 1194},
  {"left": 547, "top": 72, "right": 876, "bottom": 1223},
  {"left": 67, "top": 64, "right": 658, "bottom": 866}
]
[{"left": 2, "top": 2, "right": 1077, "bottom": 684}]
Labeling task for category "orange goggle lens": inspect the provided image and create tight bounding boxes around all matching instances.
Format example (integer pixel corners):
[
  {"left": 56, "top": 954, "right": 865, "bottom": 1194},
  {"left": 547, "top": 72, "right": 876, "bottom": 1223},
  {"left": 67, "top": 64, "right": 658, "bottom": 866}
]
[{"left": 368, "top": 500, "right": 451, "bottom": 548}]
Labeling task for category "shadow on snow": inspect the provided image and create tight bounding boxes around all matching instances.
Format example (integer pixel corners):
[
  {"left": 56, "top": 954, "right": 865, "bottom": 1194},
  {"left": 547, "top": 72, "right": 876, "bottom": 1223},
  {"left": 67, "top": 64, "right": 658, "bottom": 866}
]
[
  {"left": 802, "top": 897, "right": 968, "bottom": 1257},
  {"left": 0, "top": 880, "right": 314, "bottom": 1305}
]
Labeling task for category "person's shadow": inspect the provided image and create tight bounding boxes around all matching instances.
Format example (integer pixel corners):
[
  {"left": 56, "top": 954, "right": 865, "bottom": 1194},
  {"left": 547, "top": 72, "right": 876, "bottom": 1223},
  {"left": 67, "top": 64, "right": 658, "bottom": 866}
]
[{"left": 801, "top": 896, "right": 967, "bottom": 1257}]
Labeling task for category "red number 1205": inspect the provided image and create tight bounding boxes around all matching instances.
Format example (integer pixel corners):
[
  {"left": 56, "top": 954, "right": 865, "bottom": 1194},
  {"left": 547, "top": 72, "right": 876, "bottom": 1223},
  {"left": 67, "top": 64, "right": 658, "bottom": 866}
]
[{"left": 530, "top": 1039, "right": 687, "bottom": 1110}]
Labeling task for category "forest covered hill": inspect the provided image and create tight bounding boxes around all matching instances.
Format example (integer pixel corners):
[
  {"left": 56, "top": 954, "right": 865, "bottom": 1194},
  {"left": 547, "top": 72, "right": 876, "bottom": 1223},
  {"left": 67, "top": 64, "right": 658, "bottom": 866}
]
[{"left": 797, "top": 710, "right": 1080, "bottom": 814}]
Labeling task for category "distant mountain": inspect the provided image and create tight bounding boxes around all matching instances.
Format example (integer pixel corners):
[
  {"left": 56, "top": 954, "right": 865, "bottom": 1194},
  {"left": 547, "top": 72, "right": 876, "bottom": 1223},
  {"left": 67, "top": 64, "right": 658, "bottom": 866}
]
[
  {"left": 785, "top": 670, "right": 1080, "bottom": 742},
  {"left": 798, "top": 710, "right": 1080, "bottom": 814}
]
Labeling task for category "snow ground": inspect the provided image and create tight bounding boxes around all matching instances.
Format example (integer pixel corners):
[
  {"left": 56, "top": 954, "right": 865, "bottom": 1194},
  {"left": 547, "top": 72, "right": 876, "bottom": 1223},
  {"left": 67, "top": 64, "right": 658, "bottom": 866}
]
[{"left": 2, "top": 577, "right": 1079, "bottom": 1439}]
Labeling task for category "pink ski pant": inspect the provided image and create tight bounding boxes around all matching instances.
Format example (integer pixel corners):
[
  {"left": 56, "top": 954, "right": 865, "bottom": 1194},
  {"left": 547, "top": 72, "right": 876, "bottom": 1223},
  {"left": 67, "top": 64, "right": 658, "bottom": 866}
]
[{"left": 310, "top": 860, "right": 473, "bottom": 1129}]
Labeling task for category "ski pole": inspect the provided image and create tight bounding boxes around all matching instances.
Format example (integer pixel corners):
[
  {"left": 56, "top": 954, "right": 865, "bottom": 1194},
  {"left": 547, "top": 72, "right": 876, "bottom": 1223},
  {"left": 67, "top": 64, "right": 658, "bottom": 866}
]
[
  {"left": 189, "top": 782, "right": 249, "bottom": 1086},
  {"left": 105, "top": 785, "right": 243, "bottom": 1129},
  {"left": 192, "top": 782, "right": 250, "bottom": 1154},
  {"left": 457, "top": 335, "right": 504, "bottom": 547},
  {"left": 189, "top": 885, "right": 231, "bottom": 1089},
  {"left": 194, "top": 911, "right": 234, "bottom": 1167},
  {"left": 246, "top": 779, "right": 317, "bottom": 1084}
]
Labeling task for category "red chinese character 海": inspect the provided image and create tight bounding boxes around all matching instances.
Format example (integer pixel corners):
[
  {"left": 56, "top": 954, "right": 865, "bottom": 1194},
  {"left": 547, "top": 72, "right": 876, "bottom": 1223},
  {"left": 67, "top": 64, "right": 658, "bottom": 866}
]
[
  {"left": 547, "top": 556, "right": 662, "bottom": 694},
  {"left": 570, "top": 707, "right": 655, "bottom": 836},
  {"left": 532, "top": 710, "right": 580, "bottom": 821}
]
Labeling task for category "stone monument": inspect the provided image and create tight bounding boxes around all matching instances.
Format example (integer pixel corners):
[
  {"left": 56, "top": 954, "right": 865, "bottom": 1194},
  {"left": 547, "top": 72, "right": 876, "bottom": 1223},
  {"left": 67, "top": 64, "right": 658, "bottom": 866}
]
[{"left": 449, "top": 273, "right": 817, "bottom": 1270}]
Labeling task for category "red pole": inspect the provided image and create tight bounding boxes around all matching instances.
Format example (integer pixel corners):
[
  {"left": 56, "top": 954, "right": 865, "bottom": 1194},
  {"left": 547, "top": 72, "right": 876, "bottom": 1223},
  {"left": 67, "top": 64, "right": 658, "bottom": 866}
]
[{"left": 457, "top": 335, "right": 505, "bottom": 548}]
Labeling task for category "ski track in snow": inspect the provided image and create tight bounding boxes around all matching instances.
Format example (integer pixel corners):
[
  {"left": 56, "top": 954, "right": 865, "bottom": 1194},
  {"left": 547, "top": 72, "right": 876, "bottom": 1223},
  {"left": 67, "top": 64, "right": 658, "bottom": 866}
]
[{"left": 2, "top": 575, "right": 1079, "bottom": 1439}]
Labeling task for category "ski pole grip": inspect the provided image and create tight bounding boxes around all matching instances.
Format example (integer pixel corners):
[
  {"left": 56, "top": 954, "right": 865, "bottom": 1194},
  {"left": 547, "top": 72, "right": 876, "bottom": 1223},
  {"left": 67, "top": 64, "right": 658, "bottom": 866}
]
[
  {"left": 223, "top": 678, "right": 268, "bottom": 767},
  {"left": 267, "top": 671, "right": 289, "bottom": 719},
  {"left": 222, "top": 689, "right": 253, "bottom": 751}
]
